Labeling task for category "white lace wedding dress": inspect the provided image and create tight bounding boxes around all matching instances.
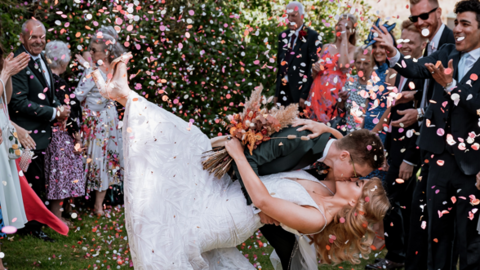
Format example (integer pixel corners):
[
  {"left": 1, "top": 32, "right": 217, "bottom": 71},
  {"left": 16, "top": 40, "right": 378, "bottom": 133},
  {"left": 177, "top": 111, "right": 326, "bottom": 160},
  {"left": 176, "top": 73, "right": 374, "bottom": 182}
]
[{"left": 122, "top": 92, "right": 324, "bottom": 270}]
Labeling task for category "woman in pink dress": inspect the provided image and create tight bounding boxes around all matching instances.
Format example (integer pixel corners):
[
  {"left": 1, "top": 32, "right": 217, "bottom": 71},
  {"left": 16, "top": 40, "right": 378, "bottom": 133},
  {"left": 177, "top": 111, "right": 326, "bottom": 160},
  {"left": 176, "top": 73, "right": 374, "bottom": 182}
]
[{"left": 305, "top": 14, "right": 358, "bottom": 123}]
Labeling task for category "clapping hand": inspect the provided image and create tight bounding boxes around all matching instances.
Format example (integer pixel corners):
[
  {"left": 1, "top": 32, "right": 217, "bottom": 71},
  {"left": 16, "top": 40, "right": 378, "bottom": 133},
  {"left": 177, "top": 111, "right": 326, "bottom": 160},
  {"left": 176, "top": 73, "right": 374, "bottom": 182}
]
[
  {"left": 56, "top": 105, "right": 71, "bottom": 122},
  {"left": 313, "top": 62, "right": 323, "bottom": 73},
  {"left": 15, "top": 125, "right": 36, "bottom": 150},
  {"left": 2, "top": 52, "right": 30, "bottom": 76},
  {"left": 395, "top": 90, "right": 417, "bottom": 105}
]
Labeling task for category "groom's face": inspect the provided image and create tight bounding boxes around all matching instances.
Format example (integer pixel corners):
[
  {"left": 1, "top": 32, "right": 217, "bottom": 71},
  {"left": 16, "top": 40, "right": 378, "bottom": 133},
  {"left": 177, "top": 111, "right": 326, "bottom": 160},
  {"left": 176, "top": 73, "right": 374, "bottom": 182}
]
[
  {"left": 286, "top": 6, "right": 304, "bottom": 31},
  {"left": 331, "top": 151, "right": 374, "bottom": 181}
]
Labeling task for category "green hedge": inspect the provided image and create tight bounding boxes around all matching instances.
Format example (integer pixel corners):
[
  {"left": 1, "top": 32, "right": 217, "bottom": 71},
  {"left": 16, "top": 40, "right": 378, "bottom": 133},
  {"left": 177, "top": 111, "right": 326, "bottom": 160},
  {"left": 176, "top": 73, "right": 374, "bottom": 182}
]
[{"left": 0, "top": 0, "right": 373, "bottom": 137}]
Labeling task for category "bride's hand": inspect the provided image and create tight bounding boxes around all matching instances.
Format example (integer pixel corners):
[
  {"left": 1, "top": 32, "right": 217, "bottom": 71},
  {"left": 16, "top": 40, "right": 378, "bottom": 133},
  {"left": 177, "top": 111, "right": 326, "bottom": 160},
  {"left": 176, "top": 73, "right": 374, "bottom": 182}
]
[{"left": 225, "top": 137, "right": 245, "bottom": 160}]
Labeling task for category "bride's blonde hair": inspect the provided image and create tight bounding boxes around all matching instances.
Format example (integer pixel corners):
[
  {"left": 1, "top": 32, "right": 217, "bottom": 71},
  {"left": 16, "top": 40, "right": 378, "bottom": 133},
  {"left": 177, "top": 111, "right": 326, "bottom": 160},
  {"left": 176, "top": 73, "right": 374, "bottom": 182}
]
[{"left": 309, "top": 177, "right": 389, "bottom": 264}]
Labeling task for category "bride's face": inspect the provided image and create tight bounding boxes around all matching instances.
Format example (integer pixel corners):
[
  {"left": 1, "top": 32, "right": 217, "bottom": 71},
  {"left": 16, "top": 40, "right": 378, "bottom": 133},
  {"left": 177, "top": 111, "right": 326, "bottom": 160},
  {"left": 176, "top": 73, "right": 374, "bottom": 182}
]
[{"left": 335, "top": 180, "right": 365, "bottom": 206}]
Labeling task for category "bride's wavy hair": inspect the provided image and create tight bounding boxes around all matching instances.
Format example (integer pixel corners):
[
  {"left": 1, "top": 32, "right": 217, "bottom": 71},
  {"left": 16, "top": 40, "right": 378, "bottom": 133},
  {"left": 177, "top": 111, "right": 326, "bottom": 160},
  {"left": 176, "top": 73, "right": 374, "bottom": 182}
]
[{"left": 309, "top": 177, "right": 390, "bottom": 265}]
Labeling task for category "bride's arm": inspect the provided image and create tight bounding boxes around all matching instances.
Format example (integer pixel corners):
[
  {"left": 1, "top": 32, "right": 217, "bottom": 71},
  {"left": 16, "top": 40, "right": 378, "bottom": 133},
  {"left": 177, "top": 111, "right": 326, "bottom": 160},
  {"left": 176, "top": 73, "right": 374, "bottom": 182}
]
[{"left": 226, "top": 139, "right": 326, "bottom": 233}]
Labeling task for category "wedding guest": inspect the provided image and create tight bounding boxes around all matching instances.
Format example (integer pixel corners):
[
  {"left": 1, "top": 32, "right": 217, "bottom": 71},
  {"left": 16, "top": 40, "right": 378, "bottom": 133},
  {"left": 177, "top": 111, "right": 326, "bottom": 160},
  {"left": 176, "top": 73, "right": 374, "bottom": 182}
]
[
  {"left": 273, "top": 1, "right": 320, "bottom": 112},
  {"left": 391, "top": 1, "right": 455, "bottom": 269},
  {"left": 305, "top": 13, "right": 357, "bottom": 123},
  {"left": 77, "top": 26, "right": 119, "bottom": 69},
  {"left": 44, "top": 40, "right": 85, "bottom": 225},
  {"left": 0, "top": 44, "right": 30, "bottom": 238},
  {"left": 9, "top": 19, "right": 70, "bottom": 241},
  {"left": 336, "top": 46, "right": 374, "bottom": 133},
  {"left": 75, "top": 32, "right": 124, "bottom": 216},
  {"left": 373, "top": 1, "right": 480, "bottom": 268},
  {"left": 366, "top": 20, "right": 426, "bottom": 270}
]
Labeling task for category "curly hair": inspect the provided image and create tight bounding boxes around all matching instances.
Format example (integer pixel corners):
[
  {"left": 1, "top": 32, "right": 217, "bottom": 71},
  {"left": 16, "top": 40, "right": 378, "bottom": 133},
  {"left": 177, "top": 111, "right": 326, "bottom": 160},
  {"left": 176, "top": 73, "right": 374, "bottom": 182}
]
[
  {"left": 455, "top": 0, "right": 480, "bottom": 28},
  {"left": 309, "top": 178, "right": 390, "bottom": 264},
  {"left": 89, "top": 33, "right": 125, "bottom": 64}
]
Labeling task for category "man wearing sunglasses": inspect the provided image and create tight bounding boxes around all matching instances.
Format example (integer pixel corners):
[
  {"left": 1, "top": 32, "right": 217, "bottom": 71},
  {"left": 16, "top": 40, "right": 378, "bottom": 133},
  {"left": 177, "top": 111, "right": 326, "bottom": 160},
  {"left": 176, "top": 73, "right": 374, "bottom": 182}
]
[{"left": 391, "top": 1, "right": 456, "bottom": 270}]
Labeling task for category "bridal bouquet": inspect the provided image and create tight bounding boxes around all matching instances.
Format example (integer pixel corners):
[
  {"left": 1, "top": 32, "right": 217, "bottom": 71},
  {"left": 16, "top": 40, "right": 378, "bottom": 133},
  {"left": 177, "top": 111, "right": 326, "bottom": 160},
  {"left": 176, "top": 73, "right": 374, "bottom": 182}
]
[{"left": 202, "top": 84, "right": 298, "bottom": 178}]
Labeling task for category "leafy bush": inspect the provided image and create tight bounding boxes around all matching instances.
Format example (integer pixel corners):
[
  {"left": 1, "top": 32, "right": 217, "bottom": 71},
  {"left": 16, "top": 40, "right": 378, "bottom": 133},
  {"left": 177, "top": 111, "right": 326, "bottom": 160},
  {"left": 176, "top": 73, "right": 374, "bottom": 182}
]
[{"left": 0, "top": 0, "right": 373, "bottom": 137}]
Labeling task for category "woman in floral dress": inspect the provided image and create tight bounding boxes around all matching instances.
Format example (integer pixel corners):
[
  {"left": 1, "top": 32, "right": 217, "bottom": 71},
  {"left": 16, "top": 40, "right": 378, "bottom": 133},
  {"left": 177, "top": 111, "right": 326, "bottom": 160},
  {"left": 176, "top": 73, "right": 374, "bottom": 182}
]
[
  {"left": 75, "top": 32, "right": 125, "bottom": 216},
  {"left": 44, "top": 41, "right": 86, "bottom": 225}
]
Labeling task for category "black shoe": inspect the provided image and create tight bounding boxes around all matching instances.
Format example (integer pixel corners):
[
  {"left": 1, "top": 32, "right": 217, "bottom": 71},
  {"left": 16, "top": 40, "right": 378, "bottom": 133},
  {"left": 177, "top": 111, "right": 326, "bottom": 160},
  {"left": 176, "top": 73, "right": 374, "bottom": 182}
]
[
  {"left": 366, "top": 258, "right": 404, "bottom": 270},
  {"left": 32, "top": 230, "right": 55, "bottom": 243}
]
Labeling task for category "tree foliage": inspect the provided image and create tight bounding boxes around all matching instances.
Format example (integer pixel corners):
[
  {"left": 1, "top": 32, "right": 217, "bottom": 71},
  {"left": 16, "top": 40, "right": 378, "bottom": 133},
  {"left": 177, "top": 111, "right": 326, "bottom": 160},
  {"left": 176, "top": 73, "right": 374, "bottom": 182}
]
[{"left": 0, "top": 0, "right": 373, "bottom": 136}]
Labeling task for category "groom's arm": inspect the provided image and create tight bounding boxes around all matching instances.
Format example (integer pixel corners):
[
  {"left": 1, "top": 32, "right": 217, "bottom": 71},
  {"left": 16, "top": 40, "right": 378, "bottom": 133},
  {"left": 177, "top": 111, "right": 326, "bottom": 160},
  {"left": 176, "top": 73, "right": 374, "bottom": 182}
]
[{"left": 233, "top": 127, "right": 312, "bottom": 205}]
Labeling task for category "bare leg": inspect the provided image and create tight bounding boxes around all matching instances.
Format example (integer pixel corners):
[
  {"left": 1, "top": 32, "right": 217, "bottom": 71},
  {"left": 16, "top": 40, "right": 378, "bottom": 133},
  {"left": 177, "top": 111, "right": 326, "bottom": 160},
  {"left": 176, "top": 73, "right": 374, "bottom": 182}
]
[
  {"left": 50, "top": 199, "right": 72, "bottom": 226},
  {"left": 94, "top": 190, "right": 106, "bottom": 216}
]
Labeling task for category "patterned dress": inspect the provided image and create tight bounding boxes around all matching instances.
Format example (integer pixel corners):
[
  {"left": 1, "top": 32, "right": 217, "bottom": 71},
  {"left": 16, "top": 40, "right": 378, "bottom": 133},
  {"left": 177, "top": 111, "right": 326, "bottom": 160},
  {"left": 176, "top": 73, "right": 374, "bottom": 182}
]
[
  {"left": 75, "top": 68, "right": 123, "bottom": 192},
  {"left": 45, "top": 74, "right": 86, "bottom": 200},
  {"left": 305, "top": 49, "right": 349, "bottom": 123},
  {"left": 362, "top": 63, "right": 389, "bottom": 181},
  {"left": 342, "top": 75, "right": 368, "bottom": 133}
]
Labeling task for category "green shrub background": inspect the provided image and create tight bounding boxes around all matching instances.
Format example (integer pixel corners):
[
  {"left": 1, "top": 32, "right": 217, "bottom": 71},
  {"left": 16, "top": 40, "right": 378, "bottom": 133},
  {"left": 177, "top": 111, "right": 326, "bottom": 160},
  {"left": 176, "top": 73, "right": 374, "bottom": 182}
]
[{"left": 0, "top": 0, "right": 373, "bottom": 136}]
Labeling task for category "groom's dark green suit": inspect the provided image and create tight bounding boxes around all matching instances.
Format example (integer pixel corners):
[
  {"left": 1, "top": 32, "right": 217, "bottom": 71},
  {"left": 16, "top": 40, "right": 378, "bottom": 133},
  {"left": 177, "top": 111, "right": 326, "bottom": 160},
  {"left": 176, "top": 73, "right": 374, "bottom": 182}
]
[{"left": 232, "top": 126, "right": 332, "bottom": 270}]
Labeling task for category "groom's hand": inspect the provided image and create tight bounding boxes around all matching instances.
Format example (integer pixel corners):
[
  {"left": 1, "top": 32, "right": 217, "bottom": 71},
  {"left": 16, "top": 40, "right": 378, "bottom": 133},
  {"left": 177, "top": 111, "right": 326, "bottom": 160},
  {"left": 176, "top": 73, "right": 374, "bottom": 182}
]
[{"left": 258, "top": 212, "right": 280, "bottom": 226}]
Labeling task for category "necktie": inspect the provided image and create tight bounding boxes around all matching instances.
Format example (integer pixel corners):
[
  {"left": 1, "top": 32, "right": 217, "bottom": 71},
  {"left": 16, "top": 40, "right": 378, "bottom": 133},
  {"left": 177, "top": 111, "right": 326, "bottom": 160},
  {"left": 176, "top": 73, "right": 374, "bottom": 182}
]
[
  {"left": 281, "top": 33, "right": 297, "bottom": 76},
  {"left": 458, "top": 52, "right": 470, "bottom": 82},
  {"left": 35, "top": 58, "right": 50, "bottom": 88},
  {"left": 423, "top": 42, "right": 430, "bottom": 57}
]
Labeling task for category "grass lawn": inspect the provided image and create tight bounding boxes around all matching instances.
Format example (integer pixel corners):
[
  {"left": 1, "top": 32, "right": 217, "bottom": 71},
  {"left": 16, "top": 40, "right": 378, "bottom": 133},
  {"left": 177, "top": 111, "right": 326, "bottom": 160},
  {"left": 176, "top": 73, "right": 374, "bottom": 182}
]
[{"left": 1, "top": 205, "right": 385, "bottom": 270}]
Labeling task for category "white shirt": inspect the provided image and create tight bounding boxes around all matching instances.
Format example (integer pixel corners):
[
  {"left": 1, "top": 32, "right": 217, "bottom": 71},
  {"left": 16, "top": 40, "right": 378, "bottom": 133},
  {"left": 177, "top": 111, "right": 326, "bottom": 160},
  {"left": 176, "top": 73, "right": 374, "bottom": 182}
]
[
  {"left": 421, "top": 24, "right": 446, "bottom": 109},
  {"left": 444, "top": 47, "right": 480, "bottom": 91},
  {"left": 317, "top": 138, "right": 334, "bottom": 162},
  {"left": 24, "top": 46, "right": 56, "bottom": 121},
  {"left": 284, "top": 24, "right": 304, "bottom": 82}
]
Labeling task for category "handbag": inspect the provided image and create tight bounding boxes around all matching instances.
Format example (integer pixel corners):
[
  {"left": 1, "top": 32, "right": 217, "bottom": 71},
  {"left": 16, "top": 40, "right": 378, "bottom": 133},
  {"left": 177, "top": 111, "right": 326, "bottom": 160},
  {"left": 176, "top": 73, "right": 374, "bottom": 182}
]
[
  {"left": 0, "top": 78, "right": 23, "bottom": 160},
  {"left": 104, "top": 182, "right": 124, "bottom": 206}
]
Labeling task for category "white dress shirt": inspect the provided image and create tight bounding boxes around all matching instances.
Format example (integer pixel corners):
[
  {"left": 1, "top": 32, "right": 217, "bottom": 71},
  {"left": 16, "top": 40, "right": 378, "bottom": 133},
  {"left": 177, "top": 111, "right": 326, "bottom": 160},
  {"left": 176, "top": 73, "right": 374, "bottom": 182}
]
[
  {"left": 317, "top": 139, "right": 335, "bottom": 162},
  {"left": 24, "top": 46, "right": 56, "bottom": 121},
  {"left": 284, "top": 24, "right": 304, "bottom": 82}
]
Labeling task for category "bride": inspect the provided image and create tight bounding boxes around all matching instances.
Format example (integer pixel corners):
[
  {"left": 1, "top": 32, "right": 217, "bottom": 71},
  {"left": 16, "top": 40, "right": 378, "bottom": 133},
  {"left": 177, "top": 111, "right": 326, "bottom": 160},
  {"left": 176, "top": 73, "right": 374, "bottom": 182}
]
[{"left": 91, "top": 53, "right": 390, "bottom": 270}]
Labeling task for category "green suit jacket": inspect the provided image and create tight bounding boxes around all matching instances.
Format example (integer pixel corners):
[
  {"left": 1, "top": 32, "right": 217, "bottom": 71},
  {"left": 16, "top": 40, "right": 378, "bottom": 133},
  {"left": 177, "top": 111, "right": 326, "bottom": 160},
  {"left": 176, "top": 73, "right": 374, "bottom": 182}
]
[
  {"left": 233, "top": 127, "right": 332, "bottom": 205},
  {"left": 9, "top": 46, "right": 60, "bottom": 150}
]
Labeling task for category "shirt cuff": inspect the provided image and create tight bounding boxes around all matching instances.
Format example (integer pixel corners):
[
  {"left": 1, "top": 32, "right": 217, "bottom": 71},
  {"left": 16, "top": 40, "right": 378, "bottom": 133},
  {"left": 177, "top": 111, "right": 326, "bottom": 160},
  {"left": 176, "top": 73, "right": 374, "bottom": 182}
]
[
  {"left": 388, "top": 49, "right": 401, "bottom": 68},
  {"left": 50, "top": 107, "right": 57, "bottom": 121},
  {"left": 444, "top": 79, "right": 457, "bottom": 93},
  {"left": 403, "top": 159, "right": 416, "bottom": 166}
]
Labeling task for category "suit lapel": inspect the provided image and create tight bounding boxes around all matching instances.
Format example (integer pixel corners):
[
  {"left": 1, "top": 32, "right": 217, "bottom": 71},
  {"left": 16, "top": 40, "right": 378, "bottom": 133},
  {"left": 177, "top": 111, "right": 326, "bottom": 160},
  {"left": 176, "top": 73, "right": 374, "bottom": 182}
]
[
  {"left": 459, "top": 55, "right": 480, "bottom": 85},
  {"left": 287, "top": 26, "right": 306, "bottom": 67},
  {"left": 41, "top": 53, "right": 55, "bottom": 99},
  {"left": 450, "top": 50, "right": 461, "bottom": 80}
]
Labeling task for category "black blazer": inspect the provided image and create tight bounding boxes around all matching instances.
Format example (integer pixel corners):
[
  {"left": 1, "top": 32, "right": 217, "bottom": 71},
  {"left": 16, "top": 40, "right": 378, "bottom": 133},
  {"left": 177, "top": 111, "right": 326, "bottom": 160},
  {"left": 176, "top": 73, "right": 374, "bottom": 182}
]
[
  {"left": 233, "top": 127, "right": 332, "bottom": 205},
  {"left": 9, "top": 46, "right": 60, "bottom": 150},
  {"left": 385, "top": 75, "right": 424, "bottom": 167},
  {"left": 417, "top": 25, "right": 455, "bottom": 102},
  {"left": 393, "top": 44, "right": 480, "bottom": 175},
  {"left": 275, "top": 27, "right": 321, "bottom": 102}
]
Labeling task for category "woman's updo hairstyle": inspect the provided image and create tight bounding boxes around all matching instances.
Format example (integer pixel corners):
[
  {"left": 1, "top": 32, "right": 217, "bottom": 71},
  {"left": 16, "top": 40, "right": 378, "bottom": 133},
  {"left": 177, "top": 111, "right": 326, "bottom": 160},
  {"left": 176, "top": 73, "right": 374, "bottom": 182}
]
[
  {"left": 309, "top": 178, "right": 390, "bottom": 264},
  {"left": 89, "top": 30, "right": 125, "bottom": 64}
]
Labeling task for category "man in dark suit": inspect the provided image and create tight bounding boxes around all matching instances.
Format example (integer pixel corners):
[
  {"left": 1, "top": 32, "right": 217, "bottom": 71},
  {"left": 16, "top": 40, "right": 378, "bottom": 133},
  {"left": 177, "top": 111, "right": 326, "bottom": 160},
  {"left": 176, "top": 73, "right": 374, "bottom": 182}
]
[
  {"left": 9, "top": 19, "right": 70, "bottom": 242},
  {"left": 388, "top": 1, "right": 455, "bottom": 269},
  {"left": 373, "top": 1, "right": 480, "bottom": 268},
  {"left": 366, "top": 20, "right": 426, "bottom": 270},
  {"left": 273, "top": 1, "right": 321, "bottom": 114},
  {"left": 233, "top": 120, "right": 385, "bottom": 269}
]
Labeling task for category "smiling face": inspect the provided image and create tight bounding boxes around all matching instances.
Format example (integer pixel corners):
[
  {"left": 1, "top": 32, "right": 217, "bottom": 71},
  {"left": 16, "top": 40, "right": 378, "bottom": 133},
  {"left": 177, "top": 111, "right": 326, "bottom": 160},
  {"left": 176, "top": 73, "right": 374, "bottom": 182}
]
[
  {"left": 410, "top": 0, "right": 441, "bottom": 40},
  {"left": 20, "top": 21, "right": 46, "bottom": 56},
  {"left": 354, "top": 51, "right": 373, "bottom": 80},
  {"left": 399, "top": 29, "right": 427, "bottom": 58},
  {"left": 286, "top": 4, "right": 304, "bottom": 31},
  {"left": 372, "top": 42, "right": 387, "bottom": 65},
  {"left": 454, "top": 11, "right": 480, "bottom": 53}
]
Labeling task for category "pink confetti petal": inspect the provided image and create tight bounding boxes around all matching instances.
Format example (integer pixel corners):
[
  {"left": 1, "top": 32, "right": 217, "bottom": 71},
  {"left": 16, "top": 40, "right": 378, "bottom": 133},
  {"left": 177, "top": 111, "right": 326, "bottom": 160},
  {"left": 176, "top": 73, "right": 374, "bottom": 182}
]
[{"left": 2, "top": 226, "right": 17, "bottom": 234}]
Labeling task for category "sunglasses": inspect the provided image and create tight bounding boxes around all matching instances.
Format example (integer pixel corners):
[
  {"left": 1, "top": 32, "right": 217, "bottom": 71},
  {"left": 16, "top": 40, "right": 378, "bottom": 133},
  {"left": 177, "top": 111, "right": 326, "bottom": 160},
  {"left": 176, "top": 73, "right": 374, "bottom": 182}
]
[{"left": 409, "top": 7, "right": 438, "bottom": 23}]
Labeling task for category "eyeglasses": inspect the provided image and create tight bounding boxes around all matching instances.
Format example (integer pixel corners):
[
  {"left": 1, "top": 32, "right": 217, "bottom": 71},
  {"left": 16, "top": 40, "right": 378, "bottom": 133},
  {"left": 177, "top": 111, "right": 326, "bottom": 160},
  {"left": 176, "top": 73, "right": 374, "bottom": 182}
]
[
  {"left": 350, "top": 154, "right": 358, "bottom": 179},
  {"left": 408, "top": 7, "right": 438, "bottom": 23}
]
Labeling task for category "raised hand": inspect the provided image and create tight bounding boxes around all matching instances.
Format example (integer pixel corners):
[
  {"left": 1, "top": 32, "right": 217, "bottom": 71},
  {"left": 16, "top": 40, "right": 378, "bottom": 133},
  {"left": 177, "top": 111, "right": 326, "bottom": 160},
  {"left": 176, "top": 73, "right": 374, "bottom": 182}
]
[
  {"left": 372, "top": 25, "right": 397, "bottom": 58},
  {"left": 391, "top": 109, "right": 418, "bottom": 128},
  {"left": 425, "top": 59, "right": 454, "bottom": 88},
  {"left": 2, "top": 52, "right": 30, "bottom": 76}
]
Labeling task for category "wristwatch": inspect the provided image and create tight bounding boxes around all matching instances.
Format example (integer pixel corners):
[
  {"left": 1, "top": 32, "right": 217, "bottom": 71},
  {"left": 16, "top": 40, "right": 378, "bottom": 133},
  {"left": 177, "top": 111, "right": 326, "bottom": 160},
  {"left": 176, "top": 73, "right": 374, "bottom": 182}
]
[{"left": 416, "top": 108, "right": 424, "bottom": 121}]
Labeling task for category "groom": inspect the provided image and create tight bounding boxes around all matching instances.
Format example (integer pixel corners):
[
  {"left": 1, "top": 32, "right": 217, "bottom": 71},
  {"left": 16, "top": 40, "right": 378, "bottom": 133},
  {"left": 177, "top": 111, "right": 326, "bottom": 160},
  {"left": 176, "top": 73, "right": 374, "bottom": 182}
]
[{"left": 232, "top": 119, "right": 384, "bottom": 269}]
